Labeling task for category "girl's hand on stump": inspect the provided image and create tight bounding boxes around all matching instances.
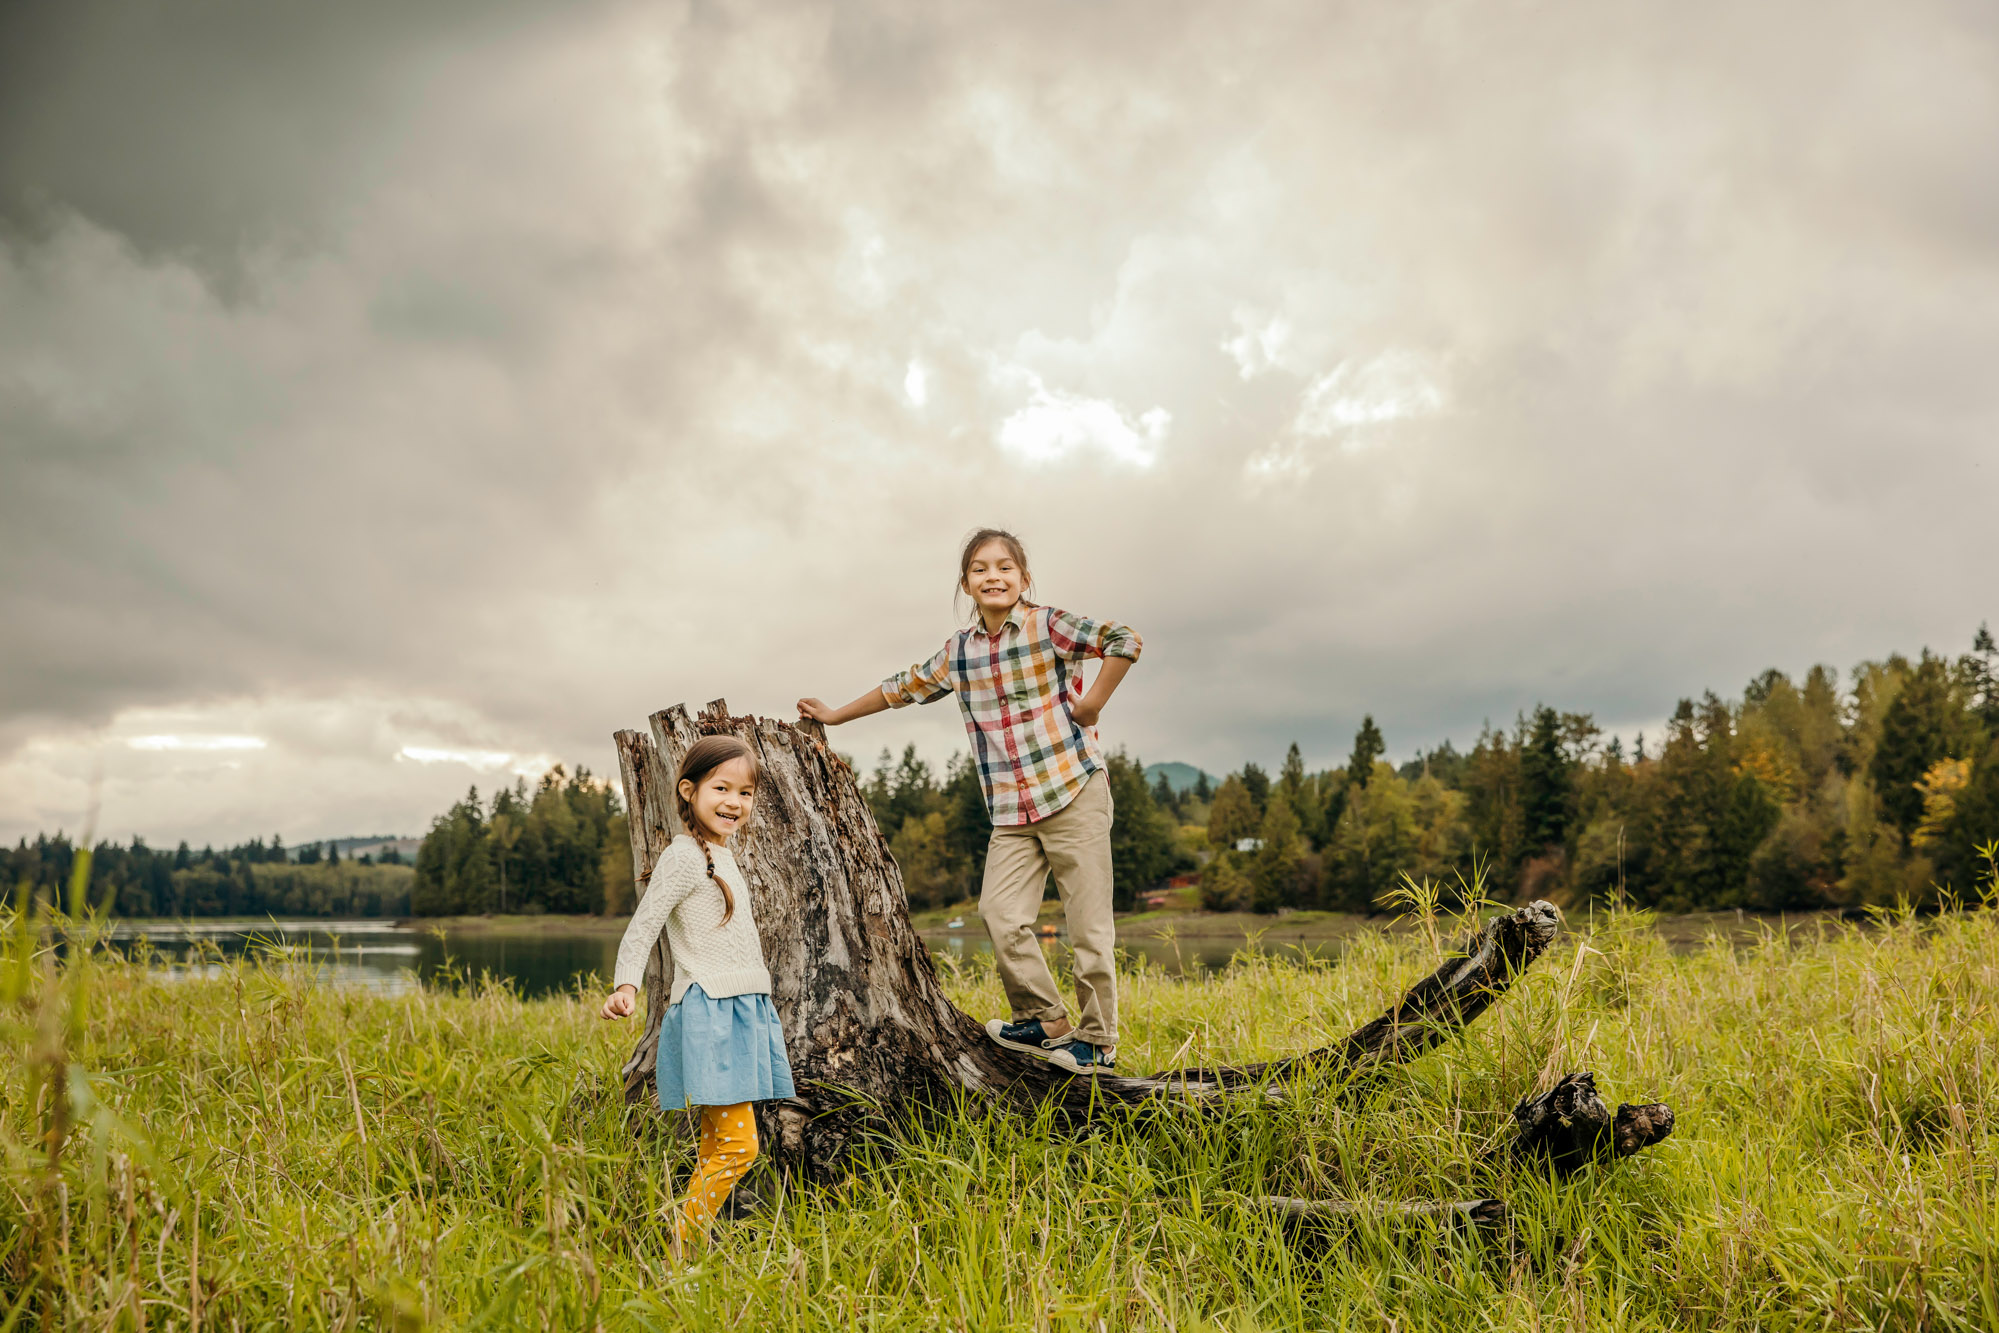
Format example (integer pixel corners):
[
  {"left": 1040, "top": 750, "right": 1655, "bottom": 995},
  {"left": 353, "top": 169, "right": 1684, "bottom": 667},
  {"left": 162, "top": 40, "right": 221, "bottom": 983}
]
[
  {"left": 796, "top": 697, "right": 836, "bottom": 724},
  {"left": 601, "top": 986, "right": 637, "bottom": 1020}
]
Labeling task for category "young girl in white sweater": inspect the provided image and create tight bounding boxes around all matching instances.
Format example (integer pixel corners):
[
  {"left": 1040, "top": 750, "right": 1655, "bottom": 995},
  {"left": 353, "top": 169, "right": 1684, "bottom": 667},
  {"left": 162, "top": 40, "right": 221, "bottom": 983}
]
[{"left": 601, "top": 734, "right": 794, "bottom": 1254}]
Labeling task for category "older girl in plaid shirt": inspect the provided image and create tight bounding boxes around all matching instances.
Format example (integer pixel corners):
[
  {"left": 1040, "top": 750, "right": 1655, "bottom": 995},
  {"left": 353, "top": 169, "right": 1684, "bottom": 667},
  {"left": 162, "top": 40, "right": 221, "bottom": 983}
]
[{"left": 798, "top": 528, "right": 1141, "bottom": 1074}]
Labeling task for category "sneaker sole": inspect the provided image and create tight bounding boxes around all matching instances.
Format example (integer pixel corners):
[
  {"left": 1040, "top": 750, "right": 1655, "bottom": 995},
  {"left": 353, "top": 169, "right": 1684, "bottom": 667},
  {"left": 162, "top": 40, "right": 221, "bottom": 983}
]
[
  {"left": 1046, "top": 1051, "right": 1115, "bottom": 1077},
  {"left": 984, "top": 1019, "right": 1059, "bottom": 1058}
]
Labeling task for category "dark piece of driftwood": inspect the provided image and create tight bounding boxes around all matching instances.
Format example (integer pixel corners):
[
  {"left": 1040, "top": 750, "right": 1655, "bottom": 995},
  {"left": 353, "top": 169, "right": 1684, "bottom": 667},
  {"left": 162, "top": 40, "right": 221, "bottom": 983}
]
[
  {"left": 1503, "top": 1071, "right": 1676, "bottom": 1176},
  {"left": 610, "top": 703, "right": 1597, "bottom": 1180},
  {"left": 1255, "top": 1072, "right": 1676, "bottom": 1231}
]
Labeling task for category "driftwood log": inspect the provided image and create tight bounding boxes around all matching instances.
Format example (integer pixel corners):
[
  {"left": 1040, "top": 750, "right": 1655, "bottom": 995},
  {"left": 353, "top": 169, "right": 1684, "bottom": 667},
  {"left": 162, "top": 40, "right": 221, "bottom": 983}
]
[
  {"left": 611, "top": 702, "right": 1673, "bottom": 1191},
  {"left": 1504, "top": 1071, "right": 1676, "bottom": 1174}
]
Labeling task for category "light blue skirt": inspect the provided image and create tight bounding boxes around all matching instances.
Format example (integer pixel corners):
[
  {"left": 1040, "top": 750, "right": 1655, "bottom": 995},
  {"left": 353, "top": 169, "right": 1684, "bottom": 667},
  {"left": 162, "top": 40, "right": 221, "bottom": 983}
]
[{"left": 655, "top": 984, "right": 797, "bottom": 1110}]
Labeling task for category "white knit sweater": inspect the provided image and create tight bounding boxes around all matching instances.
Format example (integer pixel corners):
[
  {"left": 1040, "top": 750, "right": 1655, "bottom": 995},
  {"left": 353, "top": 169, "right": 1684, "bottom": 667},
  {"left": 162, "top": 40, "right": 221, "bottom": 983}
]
[{"left": 612, "top": 835, "right": 773, "bottom": 1004}]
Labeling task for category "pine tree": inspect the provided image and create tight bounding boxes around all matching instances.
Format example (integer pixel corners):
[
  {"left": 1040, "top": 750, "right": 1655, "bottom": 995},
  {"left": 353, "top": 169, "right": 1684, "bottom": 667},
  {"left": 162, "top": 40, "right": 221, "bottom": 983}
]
[
  {"left": 1934, "top": 736, "right": 1999, "bottom": 892},
  {"left": 1279, "top": 743, "right": 1306, "bottom": 796},
  {"left": 1971, "top": 623, "right": 1999, "bottom": 728},
  {"left": 1207, "top": 775, "right": 1261, "bottom": 849},
  {"left": 1871, "top": 652, "right": 1964, "bottom": 840},
  {"left": 1249, "top": 796, "right": 1305, "bottom": 913},
  {"left": 1323, "top": 771, "right": 1418, "bottom": 912},
  {"left": 1348, "top": 716, "right": 1385, "bottom": 790},
  {"left": 1105, "top": 752, "right": 1185, "bottom": 911},
  {"left": 1520, "top": 705, "right": 1572, "bottom": 851},
  {"left": 1241, "top": 763, "right": 1270, "bottom": 814},
  {"left": 941, "top": 755, "right": 992, "bottom": 895}
]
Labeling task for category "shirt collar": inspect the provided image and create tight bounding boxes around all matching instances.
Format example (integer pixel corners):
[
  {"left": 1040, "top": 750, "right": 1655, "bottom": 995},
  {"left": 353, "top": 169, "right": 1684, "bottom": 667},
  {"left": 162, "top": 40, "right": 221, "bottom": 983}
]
[{"left": 970, "top": 600, "right": 1031, "bottom": 639}]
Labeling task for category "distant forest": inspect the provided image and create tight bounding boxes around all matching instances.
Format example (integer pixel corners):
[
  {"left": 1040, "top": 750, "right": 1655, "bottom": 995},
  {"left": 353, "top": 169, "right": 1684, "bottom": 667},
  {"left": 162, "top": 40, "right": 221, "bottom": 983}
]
[
  {"left": 1, "top": 833, "right": 415, "bottom": 919},
  {"left": 1183, "top": 628, "right": 1999, "bottom": 914},
  {"left": 406, "top": 766, "right": 629, "bottom": 917},
  {"left": 9, "top": 629, "right": 1995, "bottom": 919}
]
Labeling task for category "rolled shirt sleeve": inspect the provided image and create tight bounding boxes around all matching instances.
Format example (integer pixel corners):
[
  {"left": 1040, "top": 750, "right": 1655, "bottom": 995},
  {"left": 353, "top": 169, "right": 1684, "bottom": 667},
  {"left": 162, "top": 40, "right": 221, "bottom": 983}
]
[
  {"left": 880, "top": 642, "right": 955, "bottom": 708},
  {"left": 1044, "top": 607, "right": 1143, "bottom": 663}
]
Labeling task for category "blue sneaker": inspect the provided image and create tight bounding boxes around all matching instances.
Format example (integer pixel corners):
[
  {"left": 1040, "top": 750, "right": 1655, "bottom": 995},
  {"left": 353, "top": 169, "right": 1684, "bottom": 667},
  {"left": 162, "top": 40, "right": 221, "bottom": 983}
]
[
  {"left": 1047, "top": 1041, "right": 1116, "bottom": 1076},
  {"left": 984, "top": 1017, "right": 1066, "bottom": 1056}
]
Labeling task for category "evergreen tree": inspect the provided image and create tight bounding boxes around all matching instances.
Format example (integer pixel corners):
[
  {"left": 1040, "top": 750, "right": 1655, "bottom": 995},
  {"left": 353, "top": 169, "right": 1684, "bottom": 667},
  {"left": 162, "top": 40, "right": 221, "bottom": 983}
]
[
  {"left": 1871, "top": 652, "right": 1964, "bottom": 841},
  {"left": 1520, "top": 705, "right": 1572, "bottom": 850},
  {"left": 1464, "top": 723, "right": 1524, "bottom": 875},
  {"left": 1322, "top": 763, "right": 1417, "bottom": 912},
  {"left": 1105, "top": 752, "right": 1187, "bottom": 911},
  {"left": 600, "top": 814, "right": 636, "bottom": 915},
  {"left": 1347, "top": 716, "right": 1385, "bottom": 790},
  {"left": 1248, "top": 795, "right": 1306, "bottom": 913},
  {"left": 1400, "top": 740, "right": 1468, "bottom": 789},
  {"left": 1969, "top": 623, "right": 1999, "bottom": 729},
  {"left": 1935, "top": 736, "right": 1999, "bottom": 893},
  {"left": 1314, "top": 770, "right": 1348, "bottom": 851},
  {"left": 1240, "top": 762, "right": 1270, "bottom": 814},
  {"left": 1279, "top": 743, "right": 1308, "bottom": 812},
  {"left": 1206, "top": 775, "right": 1261, "bottom": 849},
  {"left": 1192, "top": 770, "right": 1213, "bottom": 803},
  {"left": 888, "top": 746, "right": 939, "bottom": 835},
  {"left": 941, "top": 755, "right": 992, "bottom": 894}
]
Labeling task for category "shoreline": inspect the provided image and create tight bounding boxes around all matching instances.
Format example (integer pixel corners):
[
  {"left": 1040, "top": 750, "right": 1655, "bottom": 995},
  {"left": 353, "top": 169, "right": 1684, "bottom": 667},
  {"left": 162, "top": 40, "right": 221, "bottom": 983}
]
[{"left": 92, "top": 904, "right": 1866, "bottom": 951}]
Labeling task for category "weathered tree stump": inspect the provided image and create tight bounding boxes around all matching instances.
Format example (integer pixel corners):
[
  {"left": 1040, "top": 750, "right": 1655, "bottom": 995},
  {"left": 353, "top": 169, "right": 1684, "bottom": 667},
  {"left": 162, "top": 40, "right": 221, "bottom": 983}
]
[{"left": 611, "top": 703, "right": 1672, "bottom": 1187}]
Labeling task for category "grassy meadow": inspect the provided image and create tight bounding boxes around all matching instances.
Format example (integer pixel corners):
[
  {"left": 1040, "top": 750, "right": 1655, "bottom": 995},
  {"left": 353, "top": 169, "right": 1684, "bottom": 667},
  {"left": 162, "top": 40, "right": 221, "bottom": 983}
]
[{"left": 5, "top": 874, "right": 1999, "bottom": 1330}]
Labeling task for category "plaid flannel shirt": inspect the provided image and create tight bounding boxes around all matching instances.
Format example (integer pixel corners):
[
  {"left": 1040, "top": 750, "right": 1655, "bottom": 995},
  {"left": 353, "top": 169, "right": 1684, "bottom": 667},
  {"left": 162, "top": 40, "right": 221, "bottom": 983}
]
[{"left": 880, "top": 602, "right": 1142, "bottom": 826}]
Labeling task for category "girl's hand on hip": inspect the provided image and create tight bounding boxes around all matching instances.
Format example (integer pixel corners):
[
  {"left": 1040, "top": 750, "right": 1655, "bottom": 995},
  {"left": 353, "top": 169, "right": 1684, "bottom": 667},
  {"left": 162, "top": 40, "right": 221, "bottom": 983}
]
[
  {"left": 601, "top": 986, "right": 637, "bottom": 1020},
  {"left": 1070, "top": 700, "right": 1101, "bottom": 729}
]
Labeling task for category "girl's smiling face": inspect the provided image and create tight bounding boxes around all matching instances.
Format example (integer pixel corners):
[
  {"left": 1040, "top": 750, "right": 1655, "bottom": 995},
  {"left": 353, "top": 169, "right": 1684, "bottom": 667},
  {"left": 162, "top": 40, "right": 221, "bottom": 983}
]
[
  {"left": 680, "top": 755, "right": 757, "bottom": 843},
  {"left": 962, "top": 539, "right": 1027, "bottom": 616}
]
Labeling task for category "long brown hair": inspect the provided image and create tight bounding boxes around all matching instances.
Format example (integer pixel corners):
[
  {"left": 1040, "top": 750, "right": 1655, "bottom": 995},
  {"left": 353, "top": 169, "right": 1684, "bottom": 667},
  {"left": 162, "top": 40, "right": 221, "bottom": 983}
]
[
  {"left": 674, "top": 734, "right": 761, "bottom": 925},
  {"left": 956, "top": 527, "right": 1033, "bottom": 618}
]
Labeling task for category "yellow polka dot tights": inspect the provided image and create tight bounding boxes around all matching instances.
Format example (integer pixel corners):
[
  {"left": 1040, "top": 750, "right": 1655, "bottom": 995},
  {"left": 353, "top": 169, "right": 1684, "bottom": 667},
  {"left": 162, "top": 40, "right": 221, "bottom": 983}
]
[{"left": 677, "top": 1103, "right": 759, "bottom": 1246}]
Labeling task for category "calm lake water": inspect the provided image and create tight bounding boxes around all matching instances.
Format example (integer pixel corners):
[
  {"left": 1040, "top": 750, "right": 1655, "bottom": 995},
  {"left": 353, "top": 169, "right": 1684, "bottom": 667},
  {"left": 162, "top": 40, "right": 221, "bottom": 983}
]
[{"left": 96, "top": 919, "right": 1329, "bottom": 997}]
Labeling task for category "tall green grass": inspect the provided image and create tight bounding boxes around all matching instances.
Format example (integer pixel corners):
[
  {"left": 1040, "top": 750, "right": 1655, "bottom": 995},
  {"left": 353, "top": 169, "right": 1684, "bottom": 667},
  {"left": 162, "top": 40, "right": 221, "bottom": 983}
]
[{"left": 5, "top": 874, "right": 1998, "bottom": 1329}]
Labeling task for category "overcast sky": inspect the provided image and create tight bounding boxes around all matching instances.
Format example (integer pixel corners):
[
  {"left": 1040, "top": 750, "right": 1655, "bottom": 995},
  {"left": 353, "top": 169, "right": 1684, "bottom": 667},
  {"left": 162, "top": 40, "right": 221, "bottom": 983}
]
[{"left": 3, "top": 0, "right": 1995, "bottom": 847}]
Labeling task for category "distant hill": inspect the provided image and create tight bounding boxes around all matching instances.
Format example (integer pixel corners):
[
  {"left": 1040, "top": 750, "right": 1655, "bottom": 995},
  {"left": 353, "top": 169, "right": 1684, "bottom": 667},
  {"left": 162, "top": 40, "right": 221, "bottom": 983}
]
[{"left": 1143, "top": 761, "right": 1211, "bottom": 795}]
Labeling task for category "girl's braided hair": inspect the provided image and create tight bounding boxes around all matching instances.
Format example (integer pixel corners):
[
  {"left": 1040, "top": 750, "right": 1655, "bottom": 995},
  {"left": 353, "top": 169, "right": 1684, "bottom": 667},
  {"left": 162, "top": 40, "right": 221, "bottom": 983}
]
[{"left": 674, "top": 734, "right": 761, "bottom": 926}]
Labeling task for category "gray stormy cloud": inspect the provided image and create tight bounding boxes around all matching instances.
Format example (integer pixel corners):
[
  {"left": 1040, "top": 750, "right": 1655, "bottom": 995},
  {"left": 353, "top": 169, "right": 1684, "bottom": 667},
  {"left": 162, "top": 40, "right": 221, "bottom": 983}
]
[{"left": 1, "top": 0, "right": 1995, "bottom": 844}]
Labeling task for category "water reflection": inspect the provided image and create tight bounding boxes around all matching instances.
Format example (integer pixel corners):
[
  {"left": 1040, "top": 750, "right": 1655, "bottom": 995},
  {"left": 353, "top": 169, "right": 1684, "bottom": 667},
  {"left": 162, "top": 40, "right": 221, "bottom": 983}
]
[
  {"left": 96, "top": 920, "right": 618, "bottom": 998},
  {"left": 93, "top": 919, "right": 1331, "bottom": 996},
  {"left": 929, "top": 929, "right": 1338, "bottom": 974}
]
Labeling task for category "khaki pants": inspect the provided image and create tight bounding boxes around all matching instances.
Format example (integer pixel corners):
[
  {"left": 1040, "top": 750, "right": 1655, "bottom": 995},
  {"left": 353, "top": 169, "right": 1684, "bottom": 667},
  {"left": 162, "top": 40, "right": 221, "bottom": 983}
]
[{"left": 978, "top": 770, "right": 1117, "bottom": 1047}]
